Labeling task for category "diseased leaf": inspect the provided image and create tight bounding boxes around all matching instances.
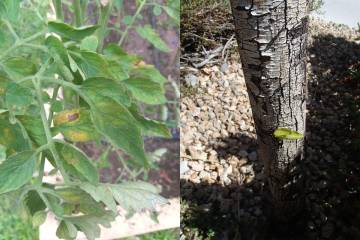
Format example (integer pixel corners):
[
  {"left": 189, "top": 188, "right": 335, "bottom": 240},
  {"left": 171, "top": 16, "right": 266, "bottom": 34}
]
[
  {"left": 80, "top": 36, "right": 98, "bottom": 52},
  {"left": 103, "top": 43, "right": 141, "bottom": 72},
  {"left": 274, "top": 128, "right": 304, "bottom": 140},
  {"left": 56, "top": 220, "right": 77, "bottom": 240},
  {"left": 79, "top": 181, "right": 168, "bottom": 213},
  {"left": 63, "top": 211, "right": 115, "bottom": 240},
  {"left": 48, "top": 21, "right": 99, "bottom": 41},
  {"left": 0, "top": 117, "right": 29, "bottom": 155},
  {"left": 79, "top": 183, "right": 117, "bottom": 213},
  {"left": 56, "top": 142, "right": 99, "bottom": 184},
  {"left": 123, "top": 77, "right": 166, "bottom": 105},
  {"left": 110, "top": 181, "right": 168, "bottom": 212},
  {"left": 0, "top": 151, "right": 36, "bottom": 194},
  {"left": 129, "top": 104, "right": 171, "bottom": 138},
  {"left": 87, "top": 97, "right": 147, "bottom": 167},
  {"left": 80, "top": 77, "right": 131, "bottom": 106},
  {"left": 53, "top": 108, "right": 100, "bottom": 142},
  {"left": 56, "top": 187, "right": 105, "bottom": 215},
  {"left": 32, "top": 211, "right": 47, "bottom": 227},
  {"left": 136, "top": 25, "right": 170, "bottom": 52}
]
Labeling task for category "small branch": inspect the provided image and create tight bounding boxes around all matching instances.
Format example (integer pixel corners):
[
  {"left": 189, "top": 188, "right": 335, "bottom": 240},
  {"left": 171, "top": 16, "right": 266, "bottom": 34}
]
[
  {"left": 3, "top": 20, "right": 19, "bottom": 41},
  {"left": 118, "top": 0, "right": 146, "bottom": 46},
  {"left": 97, "top": 0, "right": 114, "bottom": 52},
  {"left": 74, "top": 0, "right": 83, "bottom": 27},
  {"left": 0, "top": 30, "right": 46, "bottom": 61},
  {"left": 52, "top": 0, "right": 64, "bottom": 21}
]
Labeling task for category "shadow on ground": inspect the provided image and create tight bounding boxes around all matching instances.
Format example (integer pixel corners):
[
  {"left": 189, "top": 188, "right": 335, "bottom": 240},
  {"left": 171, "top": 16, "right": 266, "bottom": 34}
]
[{"left": 181, "top": 34, "right": 360, "bottom": 240}]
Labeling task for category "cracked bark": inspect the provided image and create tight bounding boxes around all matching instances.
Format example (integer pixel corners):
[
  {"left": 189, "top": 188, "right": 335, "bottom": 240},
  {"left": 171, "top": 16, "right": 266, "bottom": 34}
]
[{"left": 230, "top": 0, "right": 308, "bottom": 218}]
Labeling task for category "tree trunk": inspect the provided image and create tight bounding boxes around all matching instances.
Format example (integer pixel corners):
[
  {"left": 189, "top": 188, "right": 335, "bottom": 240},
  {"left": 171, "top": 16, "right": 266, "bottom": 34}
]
[{"left": 230, "top": 0, "right": 309, "bottom": 218}]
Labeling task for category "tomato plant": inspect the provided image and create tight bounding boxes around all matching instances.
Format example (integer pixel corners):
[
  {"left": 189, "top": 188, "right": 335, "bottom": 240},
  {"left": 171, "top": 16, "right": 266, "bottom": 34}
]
[{"left": 0, "top": 0, "right": 177, "bottom": 239}]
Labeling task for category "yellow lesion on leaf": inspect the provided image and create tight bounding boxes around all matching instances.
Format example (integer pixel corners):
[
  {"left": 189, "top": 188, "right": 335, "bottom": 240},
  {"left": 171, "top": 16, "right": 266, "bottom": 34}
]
[
  {"left": 64, "top": 130, "right": 93, "bottom": 142},
  {"left": 62, "top": 150, "right": 80, "bottom": 165},
  {"left": 54, "top": 109, "right": 80, "bottom": 126}
]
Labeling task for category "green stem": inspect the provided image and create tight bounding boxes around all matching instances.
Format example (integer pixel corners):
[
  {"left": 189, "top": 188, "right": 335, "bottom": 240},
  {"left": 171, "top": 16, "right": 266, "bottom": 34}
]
[
  {"left": 0, "top": 30, "right": 46, "bottom": 61},
  {"left": 48, "top": 85, "right": 61, "bottom": 125},
  {"left": 74, "top": 0, "right": 83, "bottom": 27},
  {"left": 4, "top": 20, "right": 19, "bottom": 41},
  {"left": 52, "top": 0, "right": 64, "bottom": 21},
  {"left": 32, "top": 78, "right": 70, "bottom": 184},
  {"left": 118, "top": 0, "right": 146, "bottom": 46},
  {"left": 36, "top": 85, "right": 61, "bottom": 185},
  {"left": 37, "top": 154, "right": 46, "bottom": 185},
  {"left": 97, "top": 0, "right": 113, "bottom": 52}
]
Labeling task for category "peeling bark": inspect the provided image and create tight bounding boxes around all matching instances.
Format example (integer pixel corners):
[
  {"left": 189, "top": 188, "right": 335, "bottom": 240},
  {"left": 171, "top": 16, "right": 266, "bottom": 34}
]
[{"left": 230, "top": 0, "right": 309, "bottom": 218}]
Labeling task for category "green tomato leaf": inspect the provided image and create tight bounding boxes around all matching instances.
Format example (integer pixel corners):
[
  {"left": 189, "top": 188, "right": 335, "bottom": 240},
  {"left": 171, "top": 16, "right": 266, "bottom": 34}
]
[
  {"left": 0, "top": 0, "right": 20, "bottom": 22},
  {"left": 48, "top": 21, "right": 99, "bottom": 41},
  {"left": 80, "top": 36, "right": 99, "bottom": 52},
  {"left": 0, "top": 151, "right": 36, "bottom": 194},
  {"left": 123, "top": 77, "right": 166, "bottom": 105},
  {"left": 274, "top": 128, "right": 304, "bottom": 140},
  {"left": 5, "top": 82, "right": 35, "bottom": 115},
  {"left": 129, "top": 104, "right": 171, "bottom": 138},
  {"left": 56, "top": 142, "right": 99, "bottom": 184},
  {"left": 17, "top": 115, "right": 47, "bottom": 146},
  {"left": 23, "top": 190, "right": 46, "bottom": 216},
  {"left": 51, "top": 100, "right": 63, "bottom": 112},
  {"left": 71, "top": 51, "right": 112, "bottom": 79},
  {"left": 45, "top": 35, "right": 70, "bottom": 66},
  {"left": 153, "top": 5, "right": 162, "bottom": 16},
  {"left": 2, "top": 57, "right": 37, "bottom": 80},
  {"left": 0, "top": 144, "right": 6, "bottom": 164},
  {"left": 80, "top": 77, "right": 131, "bottom": 106},
  {"left": 130, "top": 64, "right": 167, "bottom": 84},
  {"left": 163, "top": 5, "right": 180, "bottom": 26},
  {"left": 136, "top": 25, "right": 170, "bottom": 52}
]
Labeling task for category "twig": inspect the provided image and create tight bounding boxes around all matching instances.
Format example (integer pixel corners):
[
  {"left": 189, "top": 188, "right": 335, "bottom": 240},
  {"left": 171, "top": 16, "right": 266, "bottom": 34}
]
[{"left": 222, "top": 34, "right": 235, "bottom": 60}]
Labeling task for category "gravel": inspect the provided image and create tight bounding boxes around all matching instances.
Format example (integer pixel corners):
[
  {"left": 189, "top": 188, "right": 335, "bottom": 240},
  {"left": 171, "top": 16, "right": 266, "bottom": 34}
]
[{"left": 181, "top": 17, "right": 360, "bottom": 240}]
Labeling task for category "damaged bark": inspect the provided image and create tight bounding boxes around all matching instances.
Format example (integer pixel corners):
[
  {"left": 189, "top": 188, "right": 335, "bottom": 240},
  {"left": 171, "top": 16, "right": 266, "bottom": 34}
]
[{"left": 230, "top": 0, "right": 309, "bottom": 218}]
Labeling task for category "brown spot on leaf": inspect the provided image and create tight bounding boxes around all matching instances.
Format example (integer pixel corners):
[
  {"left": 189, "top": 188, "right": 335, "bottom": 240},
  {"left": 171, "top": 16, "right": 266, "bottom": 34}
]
[{"left": 68, "top": 113, "right": 79, "bottom": 122}]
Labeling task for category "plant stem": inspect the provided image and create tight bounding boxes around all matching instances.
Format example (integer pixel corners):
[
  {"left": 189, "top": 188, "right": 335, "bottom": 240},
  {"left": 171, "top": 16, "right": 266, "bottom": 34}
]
[
  {"left": 74, "top": 0, "right": 83, "bottom": 27},
  {"left": 48, "top": 85, "right": 61, "bottom": 125},
  {"left": 118, "top": 0, "right": 146, "bottom": 46},
  {"left": 32, "top": 78, "right": 70, "bottom": 184},
  {"left": 52, "top": 0, "right": 64, "bottom": 21},
  {"left": 0, "top": 30, "right": 46, "bottom": 61},
  {"left": 97, "top": 0, "right": 114, "bottom": 52},
  {"left": 36, "top": 84, "right": 61, "bottom": 185},
  {"left": 4, "top": 20, "right": 19, "bottom": 41}
]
